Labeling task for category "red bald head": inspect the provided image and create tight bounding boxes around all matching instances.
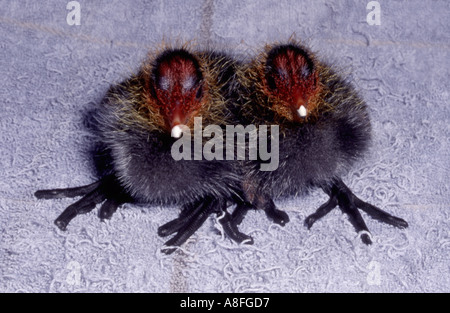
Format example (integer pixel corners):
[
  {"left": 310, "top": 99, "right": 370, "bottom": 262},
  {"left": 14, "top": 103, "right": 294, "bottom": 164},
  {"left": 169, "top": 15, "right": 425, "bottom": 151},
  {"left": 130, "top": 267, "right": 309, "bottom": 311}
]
[
  {"left": 264, "top": 44, "right": 320, "bottom": 121},
  {"left": 151, "top": 49, "right": 204, "bottom": 135}
]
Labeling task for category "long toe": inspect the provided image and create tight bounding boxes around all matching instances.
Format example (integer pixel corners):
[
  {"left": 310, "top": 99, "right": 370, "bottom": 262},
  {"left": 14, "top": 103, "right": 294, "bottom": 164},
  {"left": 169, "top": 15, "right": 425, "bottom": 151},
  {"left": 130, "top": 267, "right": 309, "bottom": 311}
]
[
  {"left": 304, "top": 194, "right": 338, "bottom": 229},
  {"left": 353, "top": 196, "right": 409, "bottom": 229},
  {"left": 220, "top": 212, "right": 254, "bottom": 244},
  {"left": 158, "top": 218, "right": 185, "bottom": 237},
  {"left": 385, "top": 215, "right": 409, "bottom": 229}
]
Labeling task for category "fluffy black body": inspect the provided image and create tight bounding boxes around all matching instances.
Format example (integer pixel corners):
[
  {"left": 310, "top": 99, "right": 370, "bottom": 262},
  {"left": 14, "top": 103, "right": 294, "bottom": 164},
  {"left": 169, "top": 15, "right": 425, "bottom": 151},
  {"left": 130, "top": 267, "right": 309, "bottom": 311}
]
[
  {"left": 96, "top": 84, "right": 240, "bottom": 205},
  {"left": 35, "top": 48, "right": 250, "bottom": 253},
  {"left": 231, "top": 43, "right": 408, "bottom": 243},
  {"left": 245, "top": 70, "right": 371, "bottom": 198}
]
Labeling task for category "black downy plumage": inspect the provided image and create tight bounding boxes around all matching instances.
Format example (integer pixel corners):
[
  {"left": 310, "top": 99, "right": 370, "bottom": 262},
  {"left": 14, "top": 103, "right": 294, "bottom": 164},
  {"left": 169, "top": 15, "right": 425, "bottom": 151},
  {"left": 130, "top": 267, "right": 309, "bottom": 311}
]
[
  {"left": 35, "top": 47, "right": 250, "bottom": 253},
  {"left": 230, "top": 42, "right": 408, "bottom": 244}
]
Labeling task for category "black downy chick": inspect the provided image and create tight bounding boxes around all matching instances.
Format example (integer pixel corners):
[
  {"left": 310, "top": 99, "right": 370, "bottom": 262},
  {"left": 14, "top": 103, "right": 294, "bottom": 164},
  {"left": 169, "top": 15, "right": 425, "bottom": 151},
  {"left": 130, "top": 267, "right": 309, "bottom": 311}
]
[
  {"left": 233, "top": 42, "right": 408, "bottom": 244},
  {"left": 35, "top": 47, "right": 249, "bottom": 253}
]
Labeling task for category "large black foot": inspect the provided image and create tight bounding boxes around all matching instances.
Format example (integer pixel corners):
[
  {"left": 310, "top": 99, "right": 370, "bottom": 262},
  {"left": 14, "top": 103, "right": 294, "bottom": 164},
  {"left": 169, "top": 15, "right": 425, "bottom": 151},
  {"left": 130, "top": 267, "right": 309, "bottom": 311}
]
[
  {"left": 305, "top": 179, "right": 408, "bottom": 244},
  {"left": 158, "top": 198, "right": 253, "bottom": 254},
  {"left": 35, "top": 175, "right": 130, "bottom": 230}
]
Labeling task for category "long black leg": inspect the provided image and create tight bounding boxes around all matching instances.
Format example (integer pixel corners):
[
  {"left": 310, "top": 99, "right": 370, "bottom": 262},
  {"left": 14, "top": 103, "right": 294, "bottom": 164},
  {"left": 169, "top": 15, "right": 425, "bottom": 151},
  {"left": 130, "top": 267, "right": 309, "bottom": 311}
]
[
  {"left": 158, "top": 199, "right": 204, "bottom": 237},
  {"left": 304, "top": 193, "right": 338, "bottom": 229},
  {"left": 260, "top": 196, "right": 290, "bottom": 226},
  {"left": 35, "top": 180, "right": 102, "bottom": 199},
  {"left": 334, "top": 179, "right": 408, "bottom": 230},
  {"left": 54, "top": 187, "right": 107, "bottom": 230},
  {"left": 354, "top": 197, "right": 409, "bottom": 229},
  {"left": 159, "top": 196, "right": 254, "bottom": 254},
  {"left": 305, "top": 178, "right": 408, "bottom": 244},
  {"left": 161, "top": 197, "right": 214, "bottom": 254},
  {"left": 335, "top": 184, "right": 372, "bottom": 244},
  {"left": 231, "top": 202, "right": 252, "bottom": 226},
  {"left": 35, "top": 174, "right": 130, "bottom": 229}
]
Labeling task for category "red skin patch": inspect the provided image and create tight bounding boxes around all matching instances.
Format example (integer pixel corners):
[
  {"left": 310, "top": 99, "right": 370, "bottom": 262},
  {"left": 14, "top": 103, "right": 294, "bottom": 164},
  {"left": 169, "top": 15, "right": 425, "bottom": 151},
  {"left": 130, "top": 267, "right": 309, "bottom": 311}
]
[
  {"left": 154, "top": 55, "right": 203, "bottom": 130},
  {"left": 267, "top": 48, "right": 319, "bottom": 120}
]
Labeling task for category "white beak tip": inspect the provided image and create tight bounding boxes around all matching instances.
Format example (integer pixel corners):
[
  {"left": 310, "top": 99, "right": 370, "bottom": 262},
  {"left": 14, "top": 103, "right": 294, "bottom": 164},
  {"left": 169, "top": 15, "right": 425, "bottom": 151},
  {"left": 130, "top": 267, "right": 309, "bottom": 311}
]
[
  {"left": 171, "top": 125, "right": 183, "bottom": 138},
  {"left": 298, "top": 105, "right": 307, "bottom": 118}
]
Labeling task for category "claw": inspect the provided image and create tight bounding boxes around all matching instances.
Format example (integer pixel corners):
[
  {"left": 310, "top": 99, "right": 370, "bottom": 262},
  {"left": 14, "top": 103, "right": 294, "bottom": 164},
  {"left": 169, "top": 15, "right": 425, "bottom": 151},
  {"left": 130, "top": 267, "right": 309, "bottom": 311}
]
[{"left": 359, "top": 231, "right": 373, "bottom": 245}]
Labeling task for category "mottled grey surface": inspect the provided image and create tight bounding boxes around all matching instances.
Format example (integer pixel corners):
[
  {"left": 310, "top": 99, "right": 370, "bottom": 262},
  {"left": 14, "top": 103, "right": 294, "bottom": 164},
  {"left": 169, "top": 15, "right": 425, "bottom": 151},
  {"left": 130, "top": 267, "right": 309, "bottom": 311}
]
[{"left": 0, "top": 0, "right": 449, "bottom": 293}]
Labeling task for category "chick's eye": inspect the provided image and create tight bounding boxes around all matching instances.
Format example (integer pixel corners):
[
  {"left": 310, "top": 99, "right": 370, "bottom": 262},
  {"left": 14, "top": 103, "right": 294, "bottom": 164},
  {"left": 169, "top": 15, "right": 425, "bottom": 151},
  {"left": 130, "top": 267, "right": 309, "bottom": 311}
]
[
  {"left": 267, "top": 75, "right": 277, "bottom": 90},
  {"left": 267, "top": 70, "right": 288, "bottom": 91},
  {"left": 195, "top": 85, "right": 203, "bottom": 100}
]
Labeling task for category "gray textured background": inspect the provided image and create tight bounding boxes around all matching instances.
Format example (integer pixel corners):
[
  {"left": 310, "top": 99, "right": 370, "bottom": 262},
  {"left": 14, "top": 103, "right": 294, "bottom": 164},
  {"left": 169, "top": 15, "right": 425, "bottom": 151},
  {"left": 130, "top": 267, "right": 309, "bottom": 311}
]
[{"left": 1, "top": 0, "right": 449, "bottom": 293}]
